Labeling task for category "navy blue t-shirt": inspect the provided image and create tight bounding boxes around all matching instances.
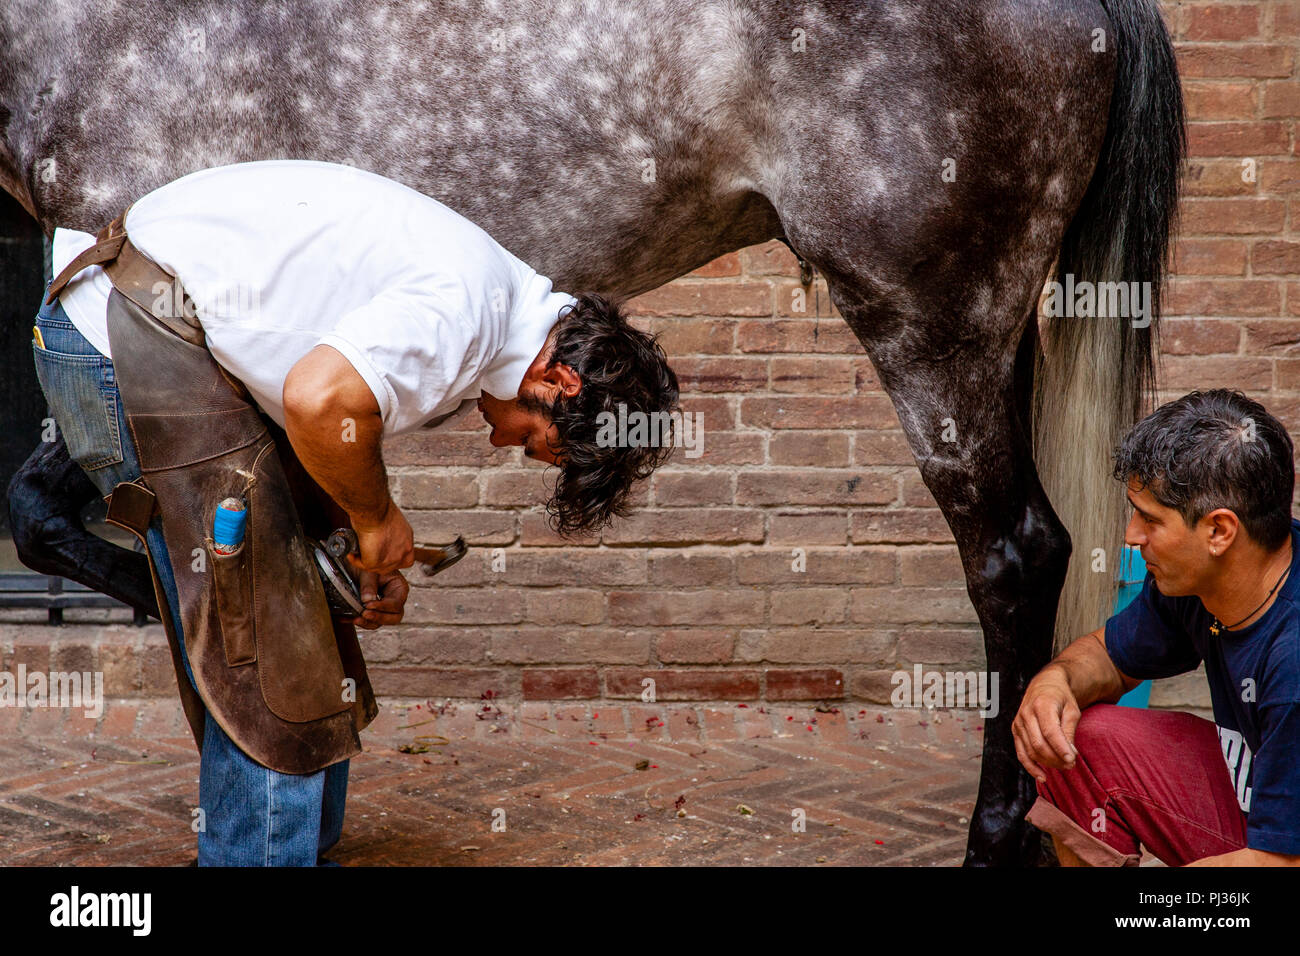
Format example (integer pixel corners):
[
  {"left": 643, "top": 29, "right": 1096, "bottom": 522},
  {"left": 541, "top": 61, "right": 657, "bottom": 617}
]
[{"left": 1105, "top": 517, "right": 1300, "bottom": 855}]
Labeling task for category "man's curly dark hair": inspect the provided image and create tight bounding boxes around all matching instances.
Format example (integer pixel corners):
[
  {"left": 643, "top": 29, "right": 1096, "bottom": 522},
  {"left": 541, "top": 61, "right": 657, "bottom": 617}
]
[{"left": 518, "top": 292, "right": 681, "bottom": 536}]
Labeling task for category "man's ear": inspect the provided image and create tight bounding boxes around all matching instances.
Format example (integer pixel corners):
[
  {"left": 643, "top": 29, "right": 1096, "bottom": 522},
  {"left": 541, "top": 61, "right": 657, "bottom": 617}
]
[
  {"left": 1204, "top": 507, "right": 1241, "bottom": 552},
  {"left": 545, "top": 362, "right": 581, "bottom": 400}
]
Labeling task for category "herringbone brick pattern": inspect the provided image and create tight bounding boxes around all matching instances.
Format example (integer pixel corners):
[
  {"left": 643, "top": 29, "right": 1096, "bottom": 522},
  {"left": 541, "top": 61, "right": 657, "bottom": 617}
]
[{"left": 0, "top": 698, "right": 985, "bottom": 866}]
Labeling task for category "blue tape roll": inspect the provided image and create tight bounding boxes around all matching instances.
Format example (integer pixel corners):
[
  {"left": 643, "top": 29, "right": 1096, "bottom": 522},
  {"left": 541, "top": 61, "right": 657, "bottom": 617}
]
[{"left": 213, "top": 498, "right": 247, "bottom": 551}]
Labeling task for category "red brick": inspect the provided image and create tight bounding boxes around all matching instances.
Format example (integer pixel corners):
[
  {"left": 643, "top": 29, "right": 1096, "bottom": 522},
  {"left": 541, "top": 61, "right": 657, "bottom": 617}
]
[
  {"left": 769, "top": 431, "right": 851, "bottom": 466},
  {"left": 1261, "top": 80, "right": 1300, "bottom": 118},
  {"left": 403, "top": 587, "right": 528, "bottom": 625},
  {"left": 519, "top": 513, "right": 600, "bottom": 546},
  {"left": 489, "top": 628, "right": 648, "bottom": 665},
  {"left": 766, "top": 669, "right": 845, "bottom": 701},
  {"left": 1258, "top": 158, "right": 1300, "bottom": 194},
  {"left": 1158, "top": 318, "right": 1241, "bottom": 357},
  {"left": 395, "top": 472, "right": 480, "bottom": 508},
  {"left": 767, "top": 512, "right": 849, "bottom": 546},
  {"left": 770, "top": 588, "right": 850, "bottom": 625},
  {"left": 375, "top": 628, "right": 488, "bottom": 665},
  {"left": 1172, "top": 238, "right": 1248, "bottom": 275},
  {"left": 1176, "top": 44, "right": 1294, "bottom": 79},
  {"left": 850, "top": 587, "right": 979, "bottom": 626},
  {"left": 524, "top": 589, "right": 605, "bottom": 626},
  {"left": 1165, "top": 279, "right": 1281, "bottom": 316},
  {"left": 385, "top": 432, "right": 512, "bottom": 466},
  {"left": 773, "top": 279, "right": 842, "bottom": 319},
  {"left": 769, "top": 356, "right": 857, "bottom": 393},
  {"left": 647, "top": 551, "right": 735, "bottom": 586},
  {"left": 735, "top": 548, "right": 895, "bottom": 585},
  {"left": 901, "top": 473, "right": 938, "bottom": 508},
  {"left": 1181, "top": 198, "right": 1287, "bottom": 234},
  {"left": 408, "top": 510, "right": 516, "bottom": 545},
  {"left": 600, "top": 509, "right": 764, "bottom": 545},
  {"left": 656, "top": 630, "right": 736, "bottom": 664},
  {"left": 1254, "top": 241, "right": 1300, "bottom": 274},
  {"left": 654, "top": 470, "right": 736, "bottom": 506},
  {"left": 739, "top": 241, "right": 801, "bottom": 277},
  {"left": 736, "top": 470, "right": 895, "bottom": 506},
  {"left": 747, "top": 628, "right": 895, "bottom": 664},
  {"left": 849, "top": 668, "right": 904, "bottom": 704},
  {"left": 1272, "top": 0, "right": 1300, "bottom": 38},
  {"left": 689, "top": 252, "right": 741, "bottom": 278},
  {"left": 607, "top": 590, "right": 765, "bottom": 627},
  {"left": 671, "top": 357, "right": 768, "bottom": 392},
  {"left": 628, "top": 280, "right": 772, "bottom": 317},
  {"left": 740, "top": 395, "right": 899, "bottom": 429},
  {"left": 1159, "top": 356, "right": 1273, "bottom": 390},
  {"left": 1184, "top": 4, "right": 1262, "bottom": 41},
  {"left": 521, "top": 668, "right": 600, "bottom": 699},
  {"left": 854, "top": 430, "right": 917, "bottom": 466},
  {"left": 639, "top": 316, "right": 736, "bottom": 354},
  {"left": 495, "top": 550, "right": 647, "bottom": 587},
  {"left": 1182, "top": 81, "right": 1256, "bottom": 120},
  {"left": 1182, "top": 159, "right": 1260, "bottom": 197},
  {"left": 899, "top": 547, "right": 965, "bottom": 587},
  {"left": 482, "top": 470, "right": 559, "bottom": 507},
  {"left": 735, "top": 318, "right": 863, "bottom": 353},
  {"left": 851, "top": 510, "right": 954, "bottom": 545},
  {"left": 1244, "top": 320, "right": 1300, "bottom": 354},
  {"left": 605, "top": 669, "right": 761, "bottom": 700},
  {"left": 139, "top": 641, "right": 178, "bottom": 696},
  {"left": 896, "top": 628, "right": 985, "bottom": 666},
  {"left": 369, "top": 666, "right": 518, "bottom": 698},
  {"left": 680, "top": 430, "right": 765, "bottom": 466},
  {"left": 1187, "top": 122, "right": 1289, "bottom": 157}
]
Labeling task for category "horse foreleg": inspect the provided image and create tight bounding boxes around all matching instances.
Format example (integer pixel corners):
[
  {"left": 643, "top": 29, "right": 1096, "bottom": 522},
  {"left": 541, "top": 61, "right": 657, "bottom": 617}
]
[{"left": 6, "top": 436, "right": 159, "bottom": 617}]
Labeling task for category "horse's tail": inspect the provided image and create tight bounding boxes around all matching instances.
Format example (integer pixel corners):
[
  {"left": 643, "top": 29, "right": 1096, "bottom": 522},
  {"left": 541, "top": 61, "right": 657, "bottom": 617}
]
[{"left": 1033, "top": 0, "right": 1185, "bottom": 650}]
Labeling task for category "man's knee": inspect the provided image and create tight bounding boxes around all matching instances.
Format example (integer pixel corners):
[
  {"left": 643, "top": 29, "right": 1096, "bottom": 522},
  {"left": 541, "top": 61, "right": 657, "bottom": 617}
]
[{"left": 1071, "top": 702, "right": 1129, "bottom": 755}]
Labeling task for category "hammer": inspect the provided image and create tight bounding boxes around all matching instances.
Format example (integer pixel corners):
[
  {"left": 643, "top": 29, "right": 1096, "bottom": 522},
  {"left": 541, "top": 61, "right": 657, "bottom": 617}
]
[{"left": 324, "top": 528, "right": 468, "bottom": 576}]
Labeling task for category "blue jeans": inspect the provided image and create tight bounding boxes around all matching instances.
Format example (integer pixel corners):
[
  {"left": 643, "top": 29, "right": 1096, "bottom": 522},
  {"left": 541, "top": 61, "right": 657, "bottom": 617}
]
[{"left": 31, "top": 289, "right": 349, "bottom": 866}]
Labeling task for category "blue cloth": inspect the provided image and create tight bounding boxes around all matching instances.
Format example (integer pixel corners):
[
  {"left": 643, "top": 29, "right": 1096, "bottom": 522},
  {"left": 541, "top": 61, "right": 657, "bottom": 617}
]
[
  {"left": 1104, "top": 518, "right": 1300, "bottom": 855},
  {"left": 32, "top": 289, "right": 349, "bottom": 866}
]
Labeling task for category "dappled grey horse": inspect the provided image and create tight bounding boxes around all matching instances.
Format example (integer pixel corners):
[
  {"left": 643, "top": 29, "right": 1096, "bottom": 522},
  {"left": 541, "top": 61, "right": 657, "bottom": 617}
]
[{"left": 0, "top": 0, "right": 1183, "bottom": 865}]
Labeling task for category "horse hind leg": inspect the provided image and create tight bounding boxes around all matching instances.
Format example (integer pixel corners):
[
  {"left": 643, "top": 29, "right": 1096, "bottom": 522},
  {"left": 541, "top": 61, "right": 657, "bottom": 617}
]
[{"left": 835, "top": 281, "right": 1069, "bottom": 866}]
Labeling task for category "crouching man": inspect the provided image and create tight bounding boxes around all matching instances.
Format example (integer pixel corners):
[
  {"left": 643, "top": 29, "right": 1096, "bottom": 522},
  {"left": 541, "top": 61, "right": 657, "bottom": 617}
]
[{"left": 1014, "top": 389, "right": 1300, "bottom": 867}]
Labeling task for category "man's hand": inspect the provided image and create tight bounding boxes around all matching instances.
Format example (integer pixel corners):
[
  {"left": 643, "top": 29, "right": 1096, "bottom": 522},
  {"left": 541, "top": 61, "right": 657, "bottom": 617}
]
[
  {"left": 346, "top": 569, "right": 410, "bottom": 630},
  {"left": 1013, "top": 665, "right": 1081, "bottom": 783},
  {"left": 351, "top": 499, "right": 415, "bottom": 575}
]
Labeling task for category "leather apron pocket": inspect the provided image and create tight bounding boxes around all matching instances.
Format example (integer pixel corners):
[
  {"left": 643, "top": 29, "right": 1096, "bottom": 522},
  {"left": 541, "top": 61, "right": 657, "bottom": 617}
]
[{"left": 208, "top": 534, "right": 256, "bottom": 667}]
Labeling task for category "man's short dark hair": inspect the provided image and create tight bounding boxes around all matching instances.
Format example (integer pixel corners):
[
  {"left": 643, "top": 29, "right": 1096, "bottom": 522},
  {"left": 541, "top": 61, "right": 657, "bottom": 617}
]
[
  {"left": 522, "top": 292, "right": 680, "bottom": 536},
  {"left": 1112, "top": 388, "right": 1294, "bottom": 549}
]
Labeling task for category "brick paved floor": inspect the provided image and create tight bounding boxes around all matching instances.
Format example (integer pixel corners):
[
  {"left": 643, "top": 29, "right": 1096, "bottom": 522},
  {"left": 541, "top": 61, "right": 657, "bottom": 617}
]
[{"left": 0, "top": 698, "right": 990, "bottom": 865}]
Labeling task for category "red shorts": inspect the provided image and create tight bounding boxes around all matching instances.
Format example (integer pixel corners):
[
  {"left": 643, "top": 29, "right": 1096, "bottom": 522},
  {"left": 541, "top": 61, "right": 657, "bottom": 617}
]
[{"left": 1025, "top": 702, "right": 1247, "bottom": 866}]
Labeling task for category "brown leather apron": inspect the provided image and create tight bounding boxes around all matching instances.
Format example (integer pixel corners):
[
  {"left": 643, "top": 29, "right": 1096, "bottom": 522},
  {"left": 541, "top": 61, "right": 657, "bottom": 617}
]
[{"left": 47, "top": 211, "right": 378, "bottom": 774}]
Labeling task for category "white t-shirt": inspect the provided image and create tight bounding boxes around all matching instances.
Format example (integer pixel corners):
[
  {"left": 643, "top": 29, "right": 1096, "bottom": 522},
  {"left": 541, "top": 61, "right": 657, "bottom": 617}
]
[{"left": 51, "top": 160, "right": 574, "bottom": 436}]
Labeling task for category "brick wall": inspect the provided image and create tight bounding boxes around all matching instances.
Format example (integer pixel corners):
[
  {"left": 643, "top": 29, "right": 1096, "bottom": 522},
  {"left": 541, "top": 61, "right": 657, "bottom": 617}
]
[{"left": 368, "top": 1, "right": 1297, "bottom": 708}]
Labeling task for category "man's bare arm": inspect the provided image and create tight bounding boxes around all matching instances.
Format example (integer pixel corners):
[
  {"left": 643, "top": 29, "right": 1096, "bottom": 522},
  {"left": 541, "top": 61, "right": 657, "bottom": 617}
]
[
  {"left": 282, "top": 344, "right": 413, "bottom": 574},
  {"left": 1041, "top": 628, "right": 1142, "bottom": 709},
  {"left": 1012, "top": 628, "right": 1142, "bottom": 782}
]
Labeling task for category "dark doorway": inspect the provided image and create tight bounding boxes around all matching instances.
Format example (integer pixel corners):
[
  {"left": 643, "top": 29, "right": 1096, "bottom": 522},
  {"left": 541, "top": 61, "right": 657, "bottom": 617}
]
[{"left": 0, "top": 189, "right": 47, "bottom": 541}]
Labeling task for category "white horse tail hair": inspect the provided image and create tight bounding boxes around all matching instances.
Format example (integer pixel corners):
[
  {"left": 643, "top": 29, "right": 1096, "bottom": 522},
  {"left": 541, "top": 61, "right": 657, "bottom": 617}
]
[{"left": 1033, "top": 0, "right": 1185, "bottom": 651}]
